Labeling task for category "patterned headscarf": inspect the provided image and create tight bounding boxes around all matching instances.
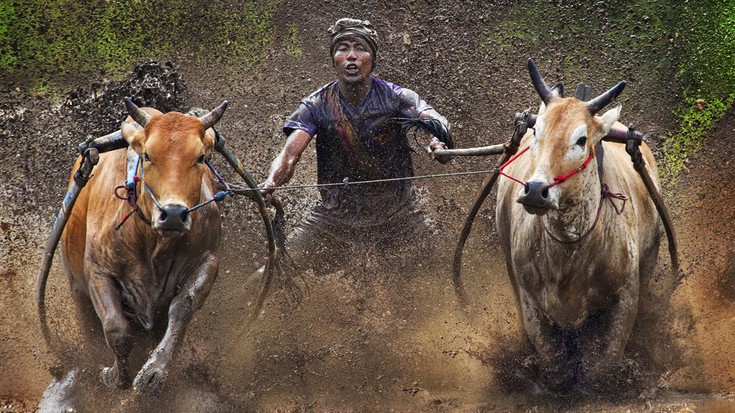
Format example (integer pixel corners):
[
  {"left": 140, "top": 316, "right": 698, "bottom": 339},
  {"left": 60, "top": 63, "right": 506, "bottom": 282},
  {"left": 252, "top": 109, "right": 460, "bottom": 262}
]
[{"left": 328, "top": 18, "right": 379, "bottom": 66}]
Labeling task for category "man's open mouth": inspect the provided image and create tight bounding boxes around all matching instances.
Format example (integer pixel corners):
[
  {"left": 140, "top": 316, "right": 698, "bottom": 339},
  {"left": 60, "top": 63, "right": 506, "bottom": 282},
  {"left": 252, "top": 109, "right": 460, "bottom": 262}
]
[{"left": 345, "top": 64, "right": 359, "bottom": 74}]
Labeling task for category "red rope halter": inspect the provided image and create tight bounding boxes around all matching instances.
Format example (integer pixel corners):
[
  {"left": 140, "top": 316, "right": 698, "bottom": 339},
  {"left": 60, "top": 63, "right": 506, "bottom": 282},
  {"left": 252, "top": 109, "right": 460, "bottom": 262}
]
[{"left": 498, "top": 144, "right": 596, "bottom": 189}]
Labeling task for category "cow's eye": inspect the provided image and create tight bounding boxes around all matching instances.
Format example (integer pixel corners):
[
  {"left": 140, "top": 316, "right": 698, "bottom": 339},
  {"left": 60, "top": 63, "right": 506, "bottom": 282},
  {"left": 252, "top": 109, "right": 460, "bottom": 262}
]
[
  {"left": 575, "top": 136, "right": 587, "bottom": 147},
  {"left": 197, "top": 155, "right": 206, "bottom": 164},
  {"left": 143, "top": 153, "right": 151, "bottom": 162}
]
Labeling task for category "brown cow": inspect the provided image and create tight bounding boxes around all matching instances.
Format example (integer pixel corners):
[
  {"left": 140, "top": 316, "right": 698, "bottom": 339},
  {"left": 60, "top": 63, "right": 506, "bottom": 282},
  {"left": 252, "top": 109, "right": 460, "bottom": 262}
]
[
  {"left": 495, "top": 60, "right": 662, "bottom": 393},
  {"left": 60, "top": 99, "right": 228, "bottom": 394}
]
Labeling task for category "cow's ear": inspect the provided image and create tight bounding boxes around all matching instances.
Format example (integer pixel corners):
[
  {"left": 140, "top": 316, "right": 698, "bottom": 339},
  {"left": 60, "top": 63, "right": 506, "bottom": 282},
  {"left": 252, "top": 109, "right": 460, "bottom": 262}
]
[
  {"left": 202, "top": 128, "right": 216, "bottom": 153},
  {"left": 599, "top": 103, "right": 621, "bottom": 137},
  {"left": 551, "top": 83, "right": 563, "bottom": 99},
  {"left": 122, "top": 121, "right": 145, "bottom": 154}
]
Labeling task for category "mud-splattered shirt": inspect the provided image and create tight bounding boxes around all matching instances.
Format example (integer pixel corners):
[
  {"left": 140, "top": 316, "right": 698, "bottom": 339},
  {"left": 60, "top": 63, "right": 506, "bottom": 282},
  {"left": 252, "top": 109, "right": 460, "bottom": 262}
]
[{"left": 283, "top": 77, "right": 432, "bottom": 225}]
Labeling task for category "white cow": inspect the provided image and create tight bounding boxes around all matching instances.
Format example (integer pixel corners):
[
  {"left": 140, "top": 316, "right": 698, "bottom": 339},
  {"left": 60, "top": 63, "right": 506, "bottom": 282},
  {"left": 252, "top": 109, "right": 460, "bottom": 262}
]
[{"left": 495, "top": 59, "right": 662, "bottom": 393}]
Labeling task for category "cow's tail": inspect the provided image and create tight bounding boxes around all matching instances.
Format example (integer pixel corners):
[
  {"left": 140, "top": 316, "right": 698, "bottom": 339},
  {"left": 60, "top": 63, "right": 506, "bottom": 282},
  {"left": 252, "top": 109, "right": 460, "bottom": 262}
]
[{"left": 252, "top": 197, "right": 304, "bottom": 317}]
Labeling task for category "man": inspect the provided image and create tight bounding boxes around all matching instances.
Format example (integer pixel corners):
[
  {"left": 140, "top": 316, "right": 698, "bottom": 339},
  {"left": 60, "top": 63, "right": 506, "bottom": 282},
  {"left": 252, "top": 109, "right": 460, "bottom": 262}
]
[{"left": 260, "top": 18, "right": 452, "bottom": 274}]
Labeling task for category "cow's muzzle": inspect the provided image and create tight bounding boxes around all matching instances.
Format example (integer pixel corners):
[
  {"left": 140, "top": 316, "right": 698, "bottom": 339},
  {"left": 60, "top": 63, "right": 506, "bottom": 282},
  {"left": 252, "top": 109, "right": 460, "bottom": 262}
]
[
  {"left": 154, "top": 203, "right": 191, "bottom": 236},
  {"left": 517, "top": 180, "right": 558, "bottom": 215}
]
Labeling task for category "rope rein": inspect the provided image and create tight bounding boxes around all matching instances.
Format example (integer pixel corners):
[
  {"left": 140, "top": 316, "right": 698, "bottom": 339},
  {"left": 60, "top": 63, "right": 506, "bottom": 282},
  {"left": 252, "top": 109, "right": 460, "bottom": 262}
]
[
  {"left": 498, "top": 143, "right": 597, "bottom": 189},
  {"left": 229, "top": 169, "right": 493, "bottom": 193}
]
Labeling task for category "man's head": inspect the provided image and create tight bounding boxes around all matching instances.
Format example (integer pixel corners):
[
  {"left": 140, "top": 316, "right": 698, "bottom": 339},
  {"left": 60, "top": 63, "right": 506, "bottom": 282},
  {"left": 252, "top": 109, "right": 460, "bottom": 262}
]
[{"left": 328, "top": 18, "right": 379, "bottom": 68}]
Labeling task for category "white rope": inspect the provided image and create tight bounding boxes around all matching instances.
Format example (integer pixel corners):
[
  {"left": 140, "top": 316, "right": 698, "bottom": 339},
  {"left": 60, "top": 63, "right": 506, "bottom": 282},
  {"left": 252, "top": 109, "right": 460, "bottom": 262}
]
[{"left": 230, "top": 169, "right": 493, "bottom": 192}]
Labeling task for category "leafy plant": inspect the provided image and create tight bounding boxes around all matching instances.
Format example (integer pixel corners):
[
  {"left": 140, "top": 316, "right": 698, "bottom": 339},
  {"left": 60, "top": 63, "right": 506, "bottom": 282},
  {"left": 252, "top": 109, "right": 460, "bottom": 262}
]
[
  {"left": 284, "top": 24, "right": 303, "bottom": 58},
  {"left": 0, "top": 0, "right": 276, "bottom": 92},
  {"left": 662, "top": 0, "right": 735, "bottom": 183}
]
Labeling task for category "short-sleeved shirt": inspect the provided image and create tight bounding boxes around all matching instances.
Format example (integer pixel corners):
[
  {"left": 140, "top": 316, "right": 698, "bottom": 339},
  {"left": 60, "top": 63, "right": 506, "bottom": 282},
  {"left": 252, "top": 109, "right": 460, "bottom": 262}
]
[{"left": 283, "top": 77, "right": 432, "bottom": 224}]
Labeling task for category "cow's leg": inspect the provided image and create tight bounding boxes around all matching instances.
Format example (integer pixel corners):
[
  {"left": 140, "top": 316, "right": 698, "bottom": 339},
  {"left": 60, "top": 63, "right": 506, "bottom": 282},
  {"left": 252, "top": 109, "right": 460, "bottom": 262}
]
[
  {"left": 133, "top": 258, "right": 218, "bottom": 395},
  {"left": 517, "top": 290, "right": 576, "bottom": 393},
  {"left": 581, "top": 268, "right": 641, "bottom": 392},
  {"left": 87, "top": 273, "right": 133, "bottom": 389}
]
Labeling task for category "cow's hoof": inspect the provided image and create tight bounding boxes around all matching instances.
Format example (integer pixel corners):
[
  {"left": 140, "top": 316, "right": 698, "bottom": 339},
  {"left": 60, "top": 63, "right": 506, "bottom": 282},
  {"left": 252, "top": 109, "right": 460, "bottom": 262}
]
[
  {"left": 100, "top": 365, "right": 132, "bottom": 389},
  {"left": 133, "top": 363, "right": 167, "bottom": 396},
  {"left": 584, "top": 358, "right": 642, "bottom": 396},
  {"left": 100, "top": 366, "right": 117, "bottom": 388}
]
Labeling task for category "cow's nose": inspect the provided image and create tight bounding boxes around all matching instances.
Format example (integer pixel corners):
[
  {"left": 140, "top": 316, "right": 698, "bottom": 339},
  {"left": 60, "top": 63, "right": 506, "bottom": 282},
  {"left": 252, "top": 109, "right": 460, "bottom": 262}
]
[
  {"left": 158, "top": 204, "right": 190, "bottom": 232},
  {"left": 517, "top": 180, "right": 555, "bottom": 211},
  {"left": 524, "top": 180, "right": 549, "bottom": 199}
]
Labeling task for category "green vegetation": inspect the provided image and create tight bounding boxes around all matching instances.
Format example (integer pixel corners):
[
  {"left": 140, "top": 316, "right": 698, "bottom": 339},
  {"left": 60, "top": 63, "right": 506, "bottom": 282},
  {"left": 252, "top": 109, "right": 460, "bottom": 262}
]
[
  {"left": 482, "top": 2, "right": 672, "bottom": 81},
  {"left": 190, "top": 1, "right": 275, "bottom": 69},
  {"left": 0, "top": 0, "right": 276, "bottom": 88},
  {"left": 662, "top": 0, "right": 735, "bottom": 183},
  {"left": 284, "top": 24, "right": 303, "bottom": 58},
  {"left": 664, "top": 94, "right": 734, "bottom": 179}
]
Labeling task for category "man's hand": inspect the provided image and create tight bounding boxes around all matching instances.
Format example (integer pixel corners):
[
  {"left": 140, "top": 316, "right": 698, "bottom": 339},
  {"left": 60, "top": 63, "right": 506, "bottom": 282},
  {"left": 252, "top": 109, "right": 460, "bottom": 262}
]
[
  {"left": 258, "top": 181, "right": 276, "bottom": 204},
  {"left": 427, "top": 137, "right": 450, "bottom": 164}
]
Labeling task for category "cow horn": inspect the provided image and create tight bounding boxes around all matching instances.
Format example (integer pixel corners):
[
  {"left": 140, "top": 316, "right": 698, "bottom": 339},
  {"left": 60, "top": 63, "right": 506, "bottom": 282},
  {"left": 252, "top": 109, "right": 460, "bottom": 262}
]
[
  {"left": 587, "top": 81, "right": 626, "bottom": 114},
  {"left": 124, "top": 97, "right": 151, "bottom": 127},
  {"left": 199, "top": 101, "right": 229, "bottom": 130},
  {"left": 527, "top": 58, "right": 554, "bottom": 105}
]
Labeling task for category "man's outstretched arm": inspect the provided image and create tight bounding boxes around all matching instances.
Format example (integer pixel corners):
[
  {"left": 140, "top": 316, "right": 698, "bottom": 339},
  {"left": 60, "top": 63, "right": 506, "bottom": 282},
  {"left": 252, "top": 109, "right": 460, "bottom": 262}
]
[{"left": 260, "top": 129, "right": 313, "bottom": 202}]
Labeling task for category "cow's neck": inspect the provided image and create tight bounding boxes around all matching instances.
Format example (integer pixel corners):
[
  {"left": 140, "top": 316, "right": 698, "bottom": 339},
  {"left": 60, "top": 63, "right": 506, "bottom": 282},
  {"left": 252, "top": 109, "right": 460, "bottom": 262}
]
[
  {"left": 542, "top": 142, "right": 606, "bottom": 244},
  {"left": 542, "top": 175, "right": 603, "bottom": 244}
]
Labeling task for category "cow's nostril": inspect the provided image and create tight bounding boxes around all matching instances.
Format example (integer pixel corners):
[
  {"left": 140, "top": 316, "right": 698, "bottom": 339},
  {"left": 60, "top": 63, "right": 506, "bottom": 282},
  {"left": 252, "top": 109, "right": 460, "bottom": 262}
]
[
  {"left": 158, "top": 205, "right": 189, "bottom": 228},
  {"left": 524, "top": 186, "right": 530, "bottom": 194},
  {"left": 542, "top": 188, "right": 549, "bottom": 199}
]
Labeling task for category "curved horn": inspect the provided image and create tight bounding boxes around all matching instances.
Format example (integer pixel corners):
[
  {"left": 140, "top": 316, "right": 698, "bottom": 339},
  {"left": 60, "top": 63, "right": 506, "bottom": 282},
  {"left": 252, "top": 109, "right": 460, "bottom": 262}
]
[
  {"left": 527, "top": 58, "right": 554, "bottom": 105},
  {"left": 124, "top": 97, "right": 151, "bottom": 127},
  {"left": 587, "top": 81, "right": 626, "bottom": 114},
  {"left": 199, "top": 101, "right": 229, "bottom": 130}
]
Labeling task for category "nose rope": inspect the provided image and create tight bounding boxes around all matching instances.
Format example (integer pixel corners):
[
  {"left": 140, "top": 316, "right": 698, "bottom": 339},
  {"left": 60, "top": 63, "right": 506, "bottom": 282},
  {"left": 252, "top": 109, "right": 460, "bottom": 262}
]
[
  {"left": 142, "top": 181, "right": 163, "bottom": 210},
  {"left": 498, "top": 144, "right": 596, "bottom": 190},
  {"left": 187, "top": 160, "right": 233, "bottom": 213},
  {"left": 498, "top": 145, "right": 530, "bottom": 187},
  {"left": 546, "top": 145, "right": 596, "bottom": 189},
  {"left": 114, "top": 155, "right": 231, "bottom": 230},
  {"left": 545, "top": 182, "right": 628, "bottom": 244}
]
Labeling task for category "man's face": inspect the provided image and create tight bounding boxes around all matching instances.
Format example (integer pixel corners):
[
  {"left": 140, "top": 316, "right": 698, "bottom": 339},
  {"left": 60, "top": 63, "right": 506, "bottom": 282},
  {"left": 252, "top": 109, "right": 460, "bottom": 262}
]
[{"left": 333, "top": 39, "right": 373, "bottom": 85}]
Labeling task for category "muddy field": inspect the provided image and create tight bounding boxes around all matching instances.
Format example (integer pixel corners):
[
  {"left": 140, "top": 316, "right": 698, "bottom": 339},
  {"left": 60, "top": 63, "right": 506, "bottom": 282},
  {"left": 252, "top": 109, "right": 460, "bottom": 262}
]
[{"left": 2, "top": 1, "right": 735, "bottom": 412}]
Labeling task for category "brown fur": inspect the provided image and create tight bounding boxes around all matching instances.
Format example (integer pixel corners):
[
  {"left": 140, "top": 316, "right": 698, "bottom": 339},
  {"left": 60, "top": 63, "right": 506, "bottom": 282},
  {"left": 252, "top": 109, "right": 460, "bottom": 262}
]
[{"left": 60, "top": 107, "right": 222, "bottom": 394}]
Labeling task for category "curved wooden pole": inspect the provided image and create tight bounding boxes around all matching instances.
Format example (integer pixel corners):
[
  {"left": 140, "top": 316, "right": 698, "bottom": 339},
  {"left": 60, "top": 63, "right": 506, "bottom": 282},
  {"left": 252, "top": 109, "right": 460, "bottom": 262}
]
[
  {"left": 452, "top": 112, "right": 530, "bottom": 305},
  {"left": 624, "top": 128, "right": 681, "bottom": 282},
  {"left": 37, "top": 148, "right": 99, "bottom": 364},
  {"left": 432, "top": 144, "right": 505, "bottom": 158}
]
